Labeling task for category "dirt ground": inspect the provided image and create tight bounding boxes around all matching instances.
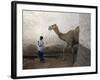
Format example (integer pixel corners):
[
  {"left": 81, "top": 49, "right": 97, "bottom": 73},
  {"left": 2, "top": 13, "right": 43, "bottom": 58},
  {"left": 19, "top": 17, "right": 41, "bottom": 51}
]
[
  {"left": 23, "top": 44, "right": 90, "bottom": 69},
  {"left": 23, "top": 56, "right": 74, "bottom": 69}
]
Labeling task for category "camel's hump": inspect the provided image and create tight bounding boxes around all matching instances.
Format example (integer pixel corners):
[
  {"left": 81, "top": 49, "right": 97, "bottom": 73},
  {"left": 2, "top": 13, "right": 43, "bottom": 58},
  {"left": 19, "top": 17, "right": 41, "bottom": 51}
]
[{"left": 75, "top": 26, "right": 80, "bottom": 32}]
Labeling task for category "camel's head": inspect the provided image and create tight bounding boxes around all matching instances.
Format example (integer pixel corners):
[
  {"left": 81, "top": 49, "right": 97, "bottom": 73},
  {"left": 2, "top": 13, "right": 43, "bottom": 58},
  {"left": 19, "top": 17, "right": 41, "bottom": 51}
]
[{"left": 48, "top": 24, "right": 57, "bottom": 31}]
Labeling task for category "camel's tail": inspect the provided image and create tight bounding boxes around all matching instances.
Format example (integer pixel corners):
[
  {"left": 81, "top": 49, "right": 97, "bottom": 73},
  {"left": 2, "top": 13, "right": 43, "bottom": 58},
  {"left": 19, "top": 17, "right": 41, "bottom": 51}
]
[{"left": 75, "top": 26, "right": 80, "bottom": 33}]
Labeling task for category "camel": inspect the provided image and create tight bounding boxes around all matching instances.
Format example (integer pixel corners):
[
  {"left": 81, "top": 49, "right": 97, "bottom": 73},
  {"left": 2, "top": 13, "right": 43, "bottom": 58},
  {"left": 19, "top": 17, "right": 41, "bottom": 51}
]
[{"left": 48, "top": 24, "right": 80, "bottom": 64}]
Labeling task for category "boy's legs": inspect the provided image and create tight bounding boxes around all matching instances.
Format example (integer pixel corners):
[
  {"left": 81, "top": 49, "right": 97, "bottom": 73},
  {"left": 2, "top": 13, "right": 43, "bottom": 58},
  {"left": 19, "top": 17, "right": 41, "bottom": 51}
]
[{"left": 38, "top": 51, "right": 45, "bottom": 63}]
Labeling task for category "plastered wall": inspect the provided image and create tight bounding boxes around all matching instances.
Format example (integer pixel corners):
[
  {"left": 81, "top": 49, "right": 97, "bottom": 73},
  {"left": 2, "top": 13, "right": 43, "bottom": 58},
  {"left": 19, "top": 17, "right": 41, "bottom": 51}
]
[{"left": 23, "top": 11, "right": 90, "bottom": 50}]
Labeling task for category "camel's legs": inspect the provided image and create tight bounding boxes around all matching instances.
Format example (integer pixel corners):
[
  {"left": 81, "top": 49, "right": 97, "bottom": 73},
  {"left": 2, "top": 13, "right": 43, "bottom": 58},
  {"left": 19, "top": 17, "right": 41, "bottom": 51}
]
[
  {"left": 62, "top": 46, "right": 65, "bottom": 60},
  {"left": 62, "top": 43, "right": 67, "bottom": 60},
  {"left": 62, "top": 43, "right": 72, "bottom": 61},
  {"left": 72, "top": 44, "right": 79, "bottom": 64}
]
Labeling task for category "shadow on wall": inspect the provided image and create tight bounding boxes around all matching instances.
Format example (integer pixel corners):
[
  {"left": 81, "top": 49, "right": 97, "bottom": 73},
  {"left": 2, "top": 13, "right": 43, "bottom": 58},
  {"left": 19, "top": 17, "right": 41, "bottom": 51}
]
[
  {"left": 23, "top": 44, "right": 37, "bottom": 56},
  {"left": 23, "top": 44, "right": 63, "bottom": 57},
  {"left": 74, "top": 44, "right": 91, "bottom": 66}
]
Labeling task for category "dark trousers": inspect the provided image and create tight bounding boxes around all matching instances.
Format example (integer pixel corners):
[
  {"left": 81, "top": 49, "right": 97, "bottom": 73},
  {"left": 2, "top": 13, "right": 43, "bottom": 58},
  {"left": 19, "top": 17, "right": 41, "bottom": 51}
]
[{"left": 38, "top": 51, "right": 45, "bottom": 63}]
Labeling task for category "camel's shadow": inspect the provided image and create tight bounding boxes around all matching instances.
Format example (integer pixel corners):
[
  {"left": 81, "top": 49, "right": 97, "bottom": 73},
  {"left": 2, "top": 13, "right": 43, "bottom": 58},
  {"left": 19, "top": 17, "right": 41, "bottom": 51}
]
[
  {"left": 61, "top": 43, "right": 90, "bottom": 67},
  {"left": 74, "top": 44, "right": 91, "bottom": 67}
]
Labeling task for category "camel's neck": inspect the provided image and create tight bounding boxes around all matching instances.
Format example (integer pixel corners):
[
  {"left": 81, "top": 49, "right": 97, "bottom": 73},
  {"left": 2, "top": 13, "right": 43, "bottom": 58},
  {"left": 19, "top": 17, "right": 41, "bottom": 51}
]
[{"left": 53, "top": 27, "right": 63, "bottom": 37}]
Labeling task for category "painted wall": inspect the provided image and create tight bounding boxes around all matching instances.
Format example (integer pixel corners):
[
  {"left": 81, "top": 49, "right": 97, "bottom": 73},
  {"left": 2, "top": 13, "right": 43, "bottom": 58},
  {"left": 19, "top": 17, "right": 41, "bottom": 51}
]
[
  {"left": 79, "top": 13, "right": 91, "bottom": 49},
  {"left": 23, "top": 11, "right": 79, "bottom": 46},
  {"left": 23, "top": 10, "right": 90, "bottom": 50}
]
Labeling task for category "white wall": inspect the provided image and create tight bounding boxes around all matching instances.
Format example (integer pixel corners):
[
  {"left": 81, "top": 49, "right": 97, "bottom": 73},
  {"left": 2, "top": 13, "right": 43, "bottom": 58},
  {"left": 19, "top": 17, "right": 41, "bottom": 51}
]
[
  {"left": 23, "top": 11, "right": 90, "bottom": 49},
  {"left": 79, "top": 13, "right": 91, "bottom": 49},
  {"left": 23, "top": 11, "right": 80, "bottom": 48}
]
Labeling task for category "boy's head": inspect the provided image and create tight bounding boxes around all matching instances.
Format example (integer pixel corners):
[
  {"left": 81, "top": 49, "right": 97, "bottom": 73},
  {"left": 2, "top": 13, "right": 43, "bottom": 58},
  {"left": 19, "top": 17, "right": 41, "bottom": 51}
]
[{"left": 40, "top": 36, "right": 43, "bottom": 40}]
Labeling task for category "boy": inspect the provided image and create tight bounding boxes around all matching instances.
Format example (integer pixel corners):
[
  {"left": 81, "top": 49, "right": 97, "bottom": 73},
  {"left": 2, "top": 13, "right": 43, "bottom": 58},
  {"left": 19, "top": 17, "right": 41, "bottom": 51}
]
[{"left": 37, "top": 36, "right": 45, "bottom": 63}]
